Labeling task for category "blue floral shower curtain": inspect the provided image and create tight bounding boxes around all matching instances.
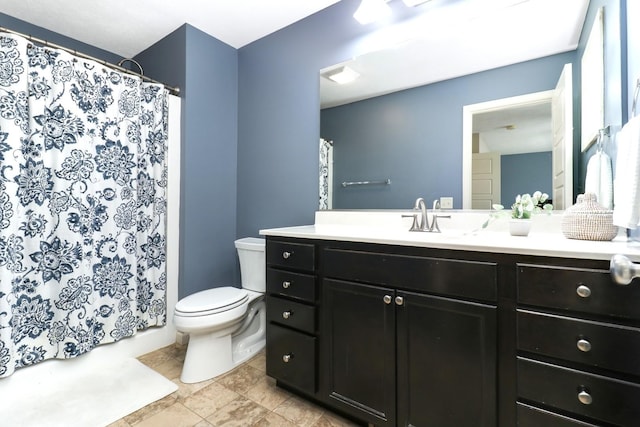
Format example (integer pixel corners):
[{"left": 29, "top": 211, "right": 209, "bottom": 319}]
[{"left": 0, "top": 34, "right": 168, "bottom": 378}]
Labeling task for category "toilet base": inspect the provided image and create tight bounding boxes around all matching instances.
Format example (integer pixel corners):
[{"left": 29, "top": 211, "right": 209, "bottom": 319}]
[
  {"left": 180, "top": 331, "right": 234, "bottom": 384},
  {"left": 179, "top": 300, "right": 266, "bottom": 384}
]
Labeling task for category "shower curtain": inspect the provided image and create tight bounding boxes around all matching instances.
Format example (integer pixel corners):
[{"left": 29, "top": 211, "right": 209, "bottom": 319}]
[
  {"left": 0, "top": 33, "right": 168, "bottom": 378},
  {"left": 319, "top": 138, "right": 333, "bottom": 210}
]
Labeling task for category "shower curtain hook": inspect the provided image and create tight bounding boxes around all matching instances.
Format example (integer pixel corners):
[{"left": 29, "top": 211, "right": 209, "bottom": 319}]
[{"left": 117, "top": 58, "right": 144, "bottom": 76}]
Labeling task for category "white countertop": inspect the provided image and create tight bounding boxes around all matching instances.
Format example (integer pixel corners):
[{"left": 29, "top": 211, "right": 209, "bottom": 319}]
[{"left": 260, "top": 210, "right": 640, "bottom": 262}]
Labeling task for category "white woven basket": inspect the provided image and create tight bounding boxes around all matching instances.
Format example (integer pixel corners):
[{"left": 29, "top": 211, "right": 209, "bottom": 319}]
[{"left": 561, "top": 193, "right": 618, "bottom": 241}]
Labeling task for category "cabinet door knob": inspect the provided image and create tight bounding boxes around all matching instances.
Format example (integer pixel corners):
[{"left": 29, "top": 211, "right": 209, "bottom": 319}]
[
  {"left": 395, "top": 296, "right": 404, "bottom": 306},
  {"left": 282, "top": 281, "right": 291, "bottom": 289},
  {"left": 578, "top": 390, "right": 593, "bottom": 405},
  {"left": 282, "top": 251, "right": 291, "bottom": 259},
  {"left": 282, "top": 311, "right": 292, "bottom": 319},
  {"left": 576, "top": 284, "right": 591, "bottom": 298},
  {"left": 282, "top": 354, "right": 292, "bottom": 363},
  {"left": 610, "top": 254, "right": 640, "bottom": 285},
  {"left": 577, "top": 339, "right": 592, "bottom": 352},
  {"left": 383, "top": 295, "right": 392, "bottom": 304}
]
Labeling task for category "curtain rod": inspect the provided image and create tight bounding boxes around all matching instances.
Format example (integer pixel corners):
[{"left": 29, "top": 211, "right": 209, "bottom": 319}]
[{"left": 0, "top": 26, "right": 180, "bottom": 96}]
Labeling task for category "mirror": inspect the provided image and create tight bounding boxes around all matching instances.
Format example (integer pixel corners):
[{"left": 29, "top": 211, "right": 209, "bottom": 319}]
[{"left": 319, "top": 0, "right": 588, "bottom": 210}]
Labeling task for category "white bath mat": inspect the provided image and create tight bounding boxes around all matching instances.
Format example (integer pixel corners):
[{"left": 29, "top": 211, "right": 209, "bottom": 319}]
[{"left": 0, "top": 356, "right": 178, "bottom": 427}]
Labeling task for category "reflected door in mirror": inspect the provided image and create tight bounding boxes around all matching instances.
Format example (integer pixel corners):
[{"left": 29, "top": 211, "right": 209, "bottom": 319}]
[{"left": 472, "top": 152, "right": 501, "bottom": 209}]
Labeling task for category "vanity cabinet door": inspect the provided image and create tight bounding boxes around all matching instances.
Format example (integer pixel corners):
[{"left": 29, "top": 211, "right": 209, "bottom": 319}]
[
  {"left": 396, "top": 291, "right": 497, "bottom": 427},
  {"left": 323, "top": 278, "right": 396, "bottom": 427}
]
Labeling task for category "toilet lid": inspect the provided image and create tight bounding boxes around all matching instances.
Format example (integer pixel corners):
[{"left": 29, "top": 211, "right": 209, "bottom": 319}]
[{"left": 175, "top": 287, "right": 248, "bottom": 315}]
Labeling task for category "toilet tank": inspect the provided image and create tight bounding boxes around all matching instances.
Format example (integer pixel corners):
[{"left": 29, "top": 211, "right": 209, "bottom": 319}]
[{"left": 235, "top": 237, "right": 266, "bottom": 293}]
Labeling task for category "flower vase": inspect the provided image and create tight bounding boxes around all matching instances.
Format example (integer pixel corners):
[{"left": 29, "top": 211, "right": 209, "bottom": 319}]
[{"left": 509, "top": 219, "right": 531, "bottom": 236}]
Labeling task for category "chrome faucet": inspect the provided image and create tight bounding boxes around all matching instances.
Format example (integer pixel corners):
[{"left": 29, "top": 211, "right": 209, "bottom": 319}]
[
  {"left": 402, "top": 198, "right": 450, "bottom": 232},
  {"left": 415, "top": 197, "right": 429, "bottom": 231}
]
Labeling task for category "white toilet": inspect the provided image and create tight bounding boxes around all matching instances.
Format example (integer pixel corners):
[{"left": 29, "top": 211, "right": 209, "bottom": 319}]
[{"left": 174, "top": 237, "right": 266, "bottom": 383}]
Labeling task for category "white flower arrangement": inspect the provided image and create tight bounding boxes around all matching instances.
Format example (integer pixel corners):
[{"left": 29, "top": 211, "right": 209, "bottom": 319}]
[{"left": 482, "top": 191, "right": 553, "bottom": 228}]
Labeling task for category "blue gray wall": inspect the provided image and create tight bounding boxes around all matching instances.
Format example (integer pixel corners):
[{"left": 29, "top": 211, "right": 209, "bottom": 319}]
[
  {"left": 238, "top": 0, "right": 629, "bottom": 236},
  {"left": 136, "top": 25, "right": 239, "bottom": 298},
  {"left": 501, "top": 152, "right": 552, "bottom": 207},
  {"left": 321, "top": 53, "right": 572, "bottom": 209},
  {"left": 236, "top": 0, "right": 429, "bottom": 236}
]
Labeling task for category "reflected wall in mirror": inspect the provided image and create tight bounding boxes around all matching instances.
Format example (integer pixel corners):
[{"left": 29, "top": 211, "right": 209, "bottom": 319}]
[{"left": 319, "top": 0, "right": 587, "bottom": 210}]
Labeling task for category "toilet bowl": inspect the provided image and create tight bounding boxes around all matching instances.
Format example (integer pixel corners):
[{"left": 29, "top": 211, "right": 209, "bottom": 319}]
[{"left": 174, "top": 237, "right": 266, "bottom": 383}]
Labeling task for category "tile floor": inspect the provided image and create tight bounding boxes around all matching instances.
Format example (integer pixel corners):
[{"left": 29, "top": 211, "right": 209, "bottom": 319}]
[{"left": 108, "top": 344, "right": 361, "bottom": 427}]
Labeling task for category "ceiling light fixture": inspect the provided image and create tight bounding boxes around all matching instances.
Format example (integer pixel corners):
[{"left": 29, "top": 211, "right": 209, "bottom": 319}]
[
  {"left": 353, "top": 0, "right": 392, "bottom": 25},
  {"left": 402, "top": 0, "right": 432, "bottom": 6},
  {"left": 322, "top": 66, "right": 360, "bottom": 84}
]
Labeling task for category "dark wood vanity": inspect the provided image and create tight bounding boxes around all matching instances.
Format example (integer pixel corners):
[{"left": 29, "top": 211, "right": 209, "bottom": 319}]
[{"left": 264, "top": 235, "right": 640, "bottom": 427}]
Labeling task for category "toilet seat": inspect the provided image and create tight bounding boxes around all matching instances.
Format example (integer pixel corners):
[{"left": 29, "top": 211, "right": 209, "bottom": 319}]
[{"left": 175, "top": 287, "right": 249, "bottom": 317}]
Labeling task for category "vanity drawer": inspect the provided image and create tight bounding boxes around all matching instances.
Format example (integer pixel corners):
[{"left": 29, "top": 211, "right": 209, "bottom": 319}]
[
  {"left": 517, "top": 357, "right": 640, "bottom": 426},
  {"left": 323, "top": 248, "right": 497, "bottom": 302},
  {"left": 516, "top": 264, "right": 640, "bottom": 320},
  {"left": 266, "top": 324, "right": 316, "bottom": 394},
  {"left": 518, "top": 310, "right": 640, "bottom": 377},
  {"left": 267, "top": 296, "right": 315, "bottom": 334},
  {"left": 267, "top": 240, "right": 315, "bottom": 272},
  {"left": 517, "top": 403, "right": 600, "bottom": 427},
  {"left": 267, "top": 268, "right": 316, "bottom": 302}
]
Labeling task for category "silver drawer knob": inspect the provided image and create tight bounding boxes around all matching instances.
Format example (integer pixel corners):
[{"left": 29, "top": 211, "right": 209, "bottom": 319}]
[
  {"left": 282, "top": 281, "right": 291, "bottom": 289},
  {"left": 282, "top": 311, "right": 292, "bottom": 319},
  {"left": 576, "top": 285, "right": 591, "bottom": 298},
  {"left": 578, "top": 390, "right": 593, "bottom": 405},
  {"left": 577, "top": 339, "right": 592, "bottom": 352},
  {"left": 383, "top": 295, "right": 392, "bottom": 304},
  {"left": 282, "top": 251, "right": 291, "bottom": 259},
  {"left": 282, "top": 354, "right": 292, "bottom": 363},
  {"left": 395, "top": 296, "right": 404, "bottom": 306}
]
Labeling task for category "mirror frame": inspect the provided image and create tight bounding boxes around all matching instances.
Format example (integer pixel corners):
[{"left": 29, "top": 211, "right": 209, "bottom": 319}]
[{"left": 462, "top": 90, "right": 559, "bottom": 209}]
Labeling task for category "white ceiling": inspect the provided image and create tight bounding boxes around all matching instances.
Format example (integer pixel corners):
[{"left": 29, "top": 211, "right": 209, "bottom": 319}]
[
  {"left": 473, "top": 102, "right": 553, "bottom": 155},
  {"left": 0, "top": 0, "right": 341, "bottom": 57}
]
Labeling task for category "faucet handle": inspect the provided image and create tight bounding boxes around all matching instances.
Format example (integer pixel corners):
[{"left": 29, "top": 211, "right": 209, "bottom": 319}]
[
  {"left": 402, "top": 213, "right": 421, "bottom": 231},
  {"left": 431, "top": 215, "right": 451, "bottom": 233},
  {"left": 430, "top": 199, "right": 454, "bottom": 231}
]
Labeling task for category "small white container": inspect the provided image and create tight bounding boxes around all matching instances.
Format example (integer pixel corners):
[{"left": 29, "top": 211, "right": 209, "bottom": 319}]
[{"left": 509, "top": 218, "right": 532, "bottom": 236}]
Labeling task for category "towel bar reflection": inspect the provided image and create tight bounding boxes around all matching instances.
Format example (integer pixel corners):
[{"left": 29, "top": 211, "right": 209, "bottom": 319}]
[{"left": 342, "top": 179, "right": 391, "bottom": 188}]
